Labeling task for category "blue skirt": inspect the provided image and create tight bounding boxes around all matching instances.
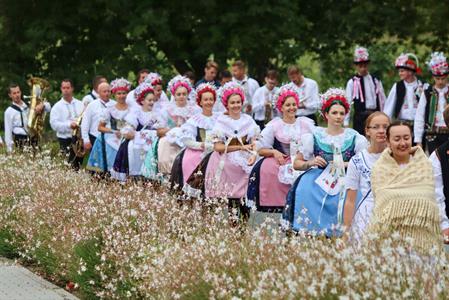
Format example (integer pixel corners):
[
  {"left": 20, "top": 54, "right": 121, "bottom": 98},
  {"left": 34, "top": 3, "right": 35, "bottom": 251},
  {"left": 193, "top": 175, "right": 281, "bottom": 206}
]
[
  {"left": 282, "top": 168, "right": 344, "bottom": 237},
  {"left": 86, "top": 134, "right": 118, "bottom": 173}
]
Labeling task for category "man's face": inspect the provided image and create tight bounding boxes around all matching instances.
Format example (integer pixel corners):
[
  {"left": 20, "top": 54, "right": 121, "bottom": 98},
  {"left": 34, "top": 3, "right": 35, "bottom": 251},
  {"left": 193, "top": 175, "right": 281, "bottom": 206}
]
[
  {"left": 398, "top": 68, "right": 414, "bottom": 81},
  {"left": 94, "top": 78, "right": 108, "bottom": 92},
  {"left": 288, "top": 71, "right": 301, "bottom": 84},
  {"left": 61, "top": 81, "right": 74, "bottom": 99},
  {"left": 231, "top": 66, "right": 245, "bottom": 80},
  {"left": 434, "top": 75, "right": 448, "bottom": 89},
  {"left": 265, "top": 77, "right": 278, "bottom": 90},
  {"left": 356, "top": 63, "right": 369, "bottom": 76},
  {"left": 138, "top": 72, "right": 149, "bottom": 84},
  {"left": 98, "top": 83, "right": 111, "bottom": 101},
  {"left": 204, "top": 67, "right": 217, "bottom": 81},
  {"left": 8, "top": 86, "right": 22, "bottom": 103}
]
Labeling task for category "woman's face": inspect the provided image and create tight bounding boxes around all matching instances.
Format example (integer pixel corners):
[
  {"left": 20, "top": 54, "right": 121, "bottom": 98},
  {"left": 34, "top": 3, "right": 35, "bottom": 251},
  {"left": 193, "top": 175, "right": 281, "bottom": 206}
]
[
  {"left": 227, "top": 94, "right": 242, "bottom": 116},
  {"left": 115, "top": 90, "right": 127, "bottom": 103},
  {"left": 142, "top": 93, "right": 155, "bottom": 110},
  {"left": 200, "top": 92, "right": 215, "bottom": 112},
  {"left": 174, "top": 86, "right": 188, "bottom": 107},
  {"left": 325, "top": 104, "right": 346, "bottom": 127},
  {"left": 281, "top": 97, "right": 297, "bottom": 118},
  {"left": 387, "top": 125, "right": 412, "bottom": 159},
  {"left": 366, "top": 115, "right": 389, "bottom": 145},
  {"left": 154, "top": 85, "right": 163, "bottom": 100}
]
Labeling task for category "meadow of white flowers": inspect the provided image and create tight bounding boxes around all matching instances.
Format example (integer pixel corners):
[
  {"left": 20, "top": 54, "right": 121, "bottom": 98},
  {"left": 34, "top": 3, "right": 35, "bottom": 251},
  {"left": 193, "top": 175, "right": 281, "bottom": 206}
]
[{"left": 0, "top": 151, "right": 448, "bottom": 299}]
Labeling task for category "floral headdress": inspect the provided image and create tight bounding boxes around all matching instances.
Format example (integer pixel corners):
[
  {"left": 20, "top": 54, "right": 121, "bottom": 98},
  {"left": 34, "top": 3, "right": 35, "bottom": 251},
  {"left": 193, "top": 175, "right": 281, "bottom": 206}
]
[
  {"left": 167, "top": 75, "right": 192, "bottom": 96},
  {"left": 274, "top": 83, "right": 299, "bottom": 112},
  {"left": 320, "top": 88, "right": 349, "bottom": 120},
  {"left": 144, "top": 72, "right": 163, "bottom": 86},
  {"left": 395, "top": 53, "right": 421, "bottom": 74},
  {"left": 134, "top": 82, "right": 154, "bottom": 105},
  {"left": 218, "top": 81, "right": 245, "bottom": 107},
  {"left": 110, "top": 78, "right": 131, "bottom": 94},
  {"left": 426, "top": 52, "right": 449, "bottom": 77},
  {"left": 195, "top": 83, "right": 217, "bottom": 106},
  {"left": 353, "top": 46, "right": 370, "bottom": 64}
]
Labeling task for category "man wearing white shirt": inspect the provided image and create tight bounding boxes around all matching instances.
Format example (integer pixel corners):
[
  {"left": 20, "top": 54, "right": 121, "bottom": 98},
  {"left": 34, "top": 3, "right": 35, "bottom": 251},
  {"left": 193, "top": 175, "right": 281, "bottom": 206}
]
[
  {"left": 81, "top": 82, "right": 116, "bottom": 152},
  {"left": 383, "top": 53, "right": 424, "bottom": 125},
  {"left": 414, "top": 52, "right": 449, "bottom": 153},
  {"left": 252, "top": 69, "right": 279, "bottom": 130},
  {"left": 429, "top": 106, "right": 449, "bottom": 242},
  {"left": 287, "top": 65, "right": 320, "bottom": 123},
  {"left": 4, "top": 83, "right": 50, "bottom": 152},
  {"left": 81, "top": 75, "right": 107, "bottom": 107},
  {"left": 231, "top": 60, "right": 260, "bottom": 114},
  {"left": 50, "top": 79, "right": 84, "bottom": 169},
  {"left": 345, "top": 46, "right": 386, "bottom": 134}
]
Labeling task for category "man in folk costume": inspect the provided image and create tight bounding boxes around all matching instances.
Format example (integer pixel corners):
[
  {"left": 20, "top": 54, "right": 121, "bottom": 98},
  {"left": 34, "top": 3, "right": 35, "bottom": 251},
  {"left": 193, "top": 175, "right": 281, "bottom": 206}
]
[
  {"left": 429, "top": 105, "right": 449, "bottom": 242},
  {"left": 4, "top": 83, "right": 51, "bottom": 153},
  {"left": 414, "top": 52, "right": 449, "bottom": 153},
  {"left": 81, "top": 75, "right": 107, "bottom": 107},
  {"left": 50, "top": 79, "right": 84, "bottom": 169},
  {"left": 251, "top": 69, "right": 280, "bottom": 130},
  {"left": 345, "top": 46, "right": 386, "bottom": 135},
  {"left": 231, "top": 60, "right": 260, "bottom": 115},
  {"left": 287, "top": 65, "right": 320, "bottom": 123},
  {"left": 384, "top": 53, "right": 424, "bottom": 125}
]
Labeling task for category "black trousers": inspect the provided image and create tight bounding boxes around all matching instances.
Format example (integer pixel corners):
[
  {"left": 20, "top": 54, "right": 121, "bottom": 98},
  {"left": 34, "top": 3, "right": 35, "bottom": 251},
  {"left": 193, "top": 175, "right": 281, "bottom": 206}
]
[
  {"left": 13, "top": 134, "right": 38, "bottom": 151},
  {"left": 425, "top": 132, "right": 449, "bottom": 154},
  {"left": 58, "top": 138, "right": 84, "bottom": 170}
]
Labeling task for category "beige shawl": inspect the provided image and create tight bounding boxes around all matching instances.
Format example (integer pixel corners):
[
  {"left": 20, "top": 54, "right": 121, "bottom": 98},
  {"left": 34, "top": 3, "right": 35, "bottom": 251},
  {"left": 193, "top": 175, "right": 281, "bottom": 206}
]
[{"left": 369, "top": 147, "right": 442, "bottom": 254}]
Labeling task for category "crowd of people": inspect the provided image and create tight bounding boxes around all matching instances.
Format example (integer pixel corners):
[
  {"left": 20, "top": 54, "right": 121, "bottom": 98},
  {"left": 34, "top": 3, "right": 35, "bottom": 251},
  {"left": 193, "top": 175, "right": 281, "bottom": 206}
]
[{"left": 2, "top": 46, "right": 449, "bottom": 254}]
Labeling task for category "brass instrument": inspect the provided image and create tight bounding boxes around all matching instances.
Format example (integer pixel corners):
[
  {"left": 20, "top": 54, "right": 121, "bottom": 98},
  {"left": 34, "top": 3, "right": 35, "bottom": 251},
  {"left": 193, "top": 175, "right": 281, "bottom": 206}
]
[
  {"left": 264, "top": 90, "right": 273, "bottom": 124},
  {"left": 72, "top": 108, "right": 87, "bottom": 157},
  {"left": 26, "top": 77, "right": 50, "bottom": 140}
]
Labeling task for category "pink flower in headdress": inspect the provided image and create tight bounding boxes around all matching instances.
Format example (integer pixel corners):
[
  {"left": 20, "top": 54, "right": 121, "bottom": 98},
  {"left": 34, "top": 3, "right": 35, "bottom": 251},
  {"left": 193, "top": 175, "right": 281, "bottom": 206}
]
[
  {"left": 167, "top": 75, "right": 192, "bottom": 95},
  {"left": 427, "top": 52, "right": 449, "bottom": 76},
  {"left": 275, "top": 84, "right": 300, "bottom": 112},
  {"left": 110, "top": 78, "right": 131, "bottom": 94},
  {"left": 219, "top": 82, "right": 245, "bottom": 108},
  {"left": 134, "top": 82, "right": 154, "bottom": 105},
  {"left": 195, "top": 83, "right": 217, "bottom": 106}
]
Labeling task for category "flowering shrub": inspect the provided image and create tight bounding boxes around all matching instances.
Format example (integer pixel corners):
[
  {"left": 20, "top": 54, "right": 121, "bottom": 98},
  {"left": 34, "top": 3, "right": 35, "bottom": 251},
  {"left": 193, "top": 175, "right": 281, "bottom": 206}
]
[{"left": 0, "top": 152, "right": 448, "bottom": 299}]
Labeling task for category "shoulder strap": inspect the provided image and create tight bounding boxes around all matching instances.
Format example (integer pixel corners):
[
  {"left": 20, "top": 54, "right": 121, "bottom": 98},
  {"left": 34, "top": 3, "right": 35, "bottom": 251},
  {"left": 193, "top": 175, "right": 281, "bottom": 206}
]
[
  {"left": 394, "top": 80, "right": 406, "bottom": 119},
  {"left": 89, "top": 92, "right": 97, "bottom": 100},
  {"left": 9, "top": 104, "right": 25, "bottom": 128}
]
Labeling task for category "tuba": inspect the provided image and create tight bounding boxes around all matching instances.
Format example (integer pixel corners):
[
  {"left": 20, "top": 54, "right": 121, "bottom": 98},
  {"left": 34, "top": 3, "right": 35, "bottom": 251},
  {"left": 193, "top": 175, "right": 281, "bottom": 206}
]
[
  {"left": 26, "top": 77, "right": 50, "bottom": 140},
  {"left": 72, "top": 107, "right": 87, "bottom": 157}
]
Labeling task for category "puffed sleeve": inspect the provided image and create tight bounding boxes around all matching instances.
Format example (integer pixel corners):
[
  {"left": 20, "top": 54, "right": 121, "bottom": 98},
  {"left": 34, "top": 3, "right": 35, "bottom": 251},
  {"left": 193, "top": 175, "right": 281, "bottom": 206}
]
[
  {"left": 298, "top": 133, "right": 314, "bottom": 160},
  {"left": 345, "top": 156, "right": 360, "bottom": 190},
  {"left": 429, "top": 151, "right": 449, "bottom": 230},
  {"left": 256, "top": 120, "right": 275, "bottom": 150},
  {"left": 354, "top": 134, "right": 368, "bottom": 154}
]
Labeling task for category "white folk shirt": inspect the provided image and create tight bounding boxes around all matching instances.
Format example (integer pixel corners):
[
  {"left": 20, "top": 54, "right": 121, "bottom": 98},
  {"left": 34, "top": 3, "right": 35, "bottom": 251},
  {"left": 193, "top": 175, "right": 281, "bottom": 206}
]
[
  {"left": 345, "top": 74, "right": 385, "bottom": 126},
  {"left": 232, "top": 76, "right": 260, "bottom": 109},
  {"left": 4, "top": 101, "right": 51, "bottom": 152},
  {"left": 291, "top": 77, "right": 320, "bottom": 116},
  {"left": 81, "top": 90, "right": 99, "bottom": 107},
  {"left": 50, "top": 97, "right": 84, "bottom": 139},
  {"left": 414, "top": 85, "right": 448, "bottom": 143},
  {"left": 429, "top": 151, "right": 449, "bottom": 230},
  {"left": 80, "top": 98, "right": 116, "bottom": 143},
  {"left": 384, "top": 80, "right": 421, "bottom": 121},
  {"left": 252, "top": 85, "right": 279, "bottom": 121}
]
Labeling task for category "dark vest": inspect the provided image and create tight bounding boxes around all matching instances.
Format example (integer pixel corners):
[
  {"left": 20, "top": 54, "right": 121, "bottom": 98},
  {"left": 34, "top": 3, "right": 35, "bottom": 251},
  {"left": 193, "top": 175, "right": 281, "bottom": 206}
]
[
  {"left": 423, "top": 85, "right": 449, "bottom": 128},
  {"left": 350, "top": 75, "right": 380, "bottom": 113},
  {"left": 436, "top": 141, "right": 449, "bottom": 217},
  {"left": 394, "top": 80, "right": 422, "bottom": 119}
]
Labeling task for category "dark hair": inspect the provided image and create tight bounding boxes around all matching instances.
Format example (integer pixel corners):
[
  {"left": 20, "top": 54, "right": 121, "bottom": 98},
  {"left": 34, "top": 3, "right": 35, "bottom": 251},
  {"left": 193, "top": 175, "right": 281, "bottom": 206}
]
[
  {"left": 220, "top": 70, "right": 232, "bottom": 79},
  {"left": 138, "top": 69, "right": 150, "bottom": 77},
  {"left": 92, "top": 75, "right": 107, "bottom": 89},
  {"left": 443, "top": 105, "right": 449, "bottom": 128},
  {"left": 232, "top": 60, "right": 246, "bottom": 69},
  {"left": 287, "top": 65, "right": 302, "bottom": 75},
  {"left": 266, "top": 69, "right": 279, "bottom": 80},
  {"left": 61, "top": 78, "right": 74, "bottom": 87},
  {"left": 183, "top": 71, "right": 195, "bottom": 81},
  {"left": 8, "top": 83, "right": 20, "bottom": 93},
  {"left": 386, "top": 120, "right": 413, "bottom": 140}
]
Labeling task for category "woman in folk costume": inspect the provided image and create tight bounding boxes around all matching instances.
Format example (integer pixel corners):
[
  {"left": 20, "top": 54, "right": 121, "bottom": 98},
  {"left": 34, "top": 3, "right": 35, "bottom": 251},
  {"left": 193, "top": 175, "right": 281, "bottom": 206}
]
[
  {"left": 282, "top": 88, "right": 368, "bottom": 236},
  {"left": 343, "top": 112, "right": 390, "bottom": 242},
  {"left": 204, "top": 81, "right": 260, "bottom": 221},
  {"left": 170, "top": 83, "right": 218, "bottom": 196},
  {"left": 368, "top": 122, "right": 442, "bottom": 254},
  {"left": 87, "top": 78, "right": 131, "bottom": 175},
  {"left": 246, "top": 83, "right": 315, "bottom": 212},
  {"left": 156, "top": 75, "right": 200, "bottom": 175},
  {"left": 111, "top": 83, "right": 159, "bottom": 181}
]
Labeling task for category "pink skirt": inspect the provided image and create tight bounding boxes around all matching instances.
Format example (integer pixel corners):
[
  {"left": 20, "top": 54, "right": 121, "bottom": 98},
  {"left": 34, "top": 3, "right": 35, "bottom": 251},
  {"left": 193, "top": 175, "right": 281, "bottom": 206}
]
[
  {"left": 205, "top": 152, "right": 249, "bottom": 199},
  {"left": 181, "top": 148, "right": 203, "bottom": 184},
  {"left": 157, "top": 137, "right": 181, "bottom": 175},
  {"left": 258, "top": 157, "right": 290, "bottom": 207}
]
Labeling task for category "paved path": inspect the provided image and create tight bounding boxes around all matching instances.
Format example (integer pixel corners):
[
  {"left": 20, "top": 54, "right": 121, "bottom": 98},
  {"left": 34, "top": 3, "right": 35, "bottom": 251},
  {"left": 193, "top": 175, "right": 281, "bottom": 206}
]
[{"left": 0, "top": 258, "right": 78, "bottom": 300}]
